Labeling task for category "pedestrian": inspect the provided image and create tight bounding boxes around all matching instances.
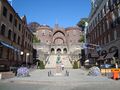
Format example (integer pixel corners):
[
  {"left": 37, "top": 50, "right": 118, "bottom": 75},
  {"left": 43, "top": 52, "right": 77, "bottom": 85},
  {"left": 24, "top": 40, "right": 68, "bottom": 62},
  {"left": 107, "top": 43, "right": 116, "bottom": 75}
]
[
  {"left": 61, "top": 63, "right": 64, "bottom": 70},
  {"left": 36, "top": 61, "right": 39, "bottom": 69},
  {"left": 115, "top": 63, "right": 118, "bottom": 69}
]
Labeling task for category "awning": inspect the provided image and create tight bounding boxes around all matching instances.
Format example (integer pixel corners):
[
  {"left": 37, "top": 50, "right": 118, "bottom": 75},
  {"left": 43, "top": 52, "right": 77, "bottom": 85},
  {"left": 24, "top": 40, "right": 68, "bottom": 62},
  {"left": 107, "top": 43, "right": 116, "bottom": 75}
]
[
  {"left": 105, "top": 52, "right": 116, "bottom": 59},
  {"left": 97, "top": 56, "right": 105, "bottom": 61},
  {"left": 0, "top": 41, "right": 20, "bottom": 52},
  {"left": 0, "top": 41, "right": 14, "bottom": 49}
]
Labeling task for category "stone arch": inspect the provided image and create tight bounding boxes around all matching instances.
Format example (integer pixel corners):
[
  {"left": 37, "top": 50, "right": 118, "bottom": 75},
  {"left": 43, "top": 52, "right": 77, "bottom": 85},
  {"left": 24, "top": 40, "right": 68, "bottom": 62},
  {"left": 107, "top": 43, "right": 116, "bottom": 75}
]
[
  {"left": 63, "top": 48, "right": 67, "bottom": 54},
  {"left": 54, "top": 37, "right": 64, "bottom": 44},
  {"left": 51, "top": 48, "right": 55, "bottom": 54},
  {"left": 53, "top": 31, "right": 65, "bottom": 36},
  {"left": 57, "top": 48, "right": 61, "bottom": 54}
]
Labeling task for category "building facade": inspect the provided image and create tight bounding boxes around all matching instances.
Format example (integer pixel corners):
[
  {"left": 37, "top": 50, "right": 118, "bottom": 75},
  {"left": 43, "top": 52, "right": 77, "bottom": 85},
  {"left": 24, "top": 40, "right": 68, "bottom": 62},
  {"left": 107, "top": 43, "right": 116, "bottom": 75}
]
[
  {"left": 87, "top": 0, "right": 120, "bottom": 63},
  {"left": 34, "top": 24, "right": 83, "bottom": 61},
  {"left": 0, "top": 0, "right": 33, "bottom": 70}
]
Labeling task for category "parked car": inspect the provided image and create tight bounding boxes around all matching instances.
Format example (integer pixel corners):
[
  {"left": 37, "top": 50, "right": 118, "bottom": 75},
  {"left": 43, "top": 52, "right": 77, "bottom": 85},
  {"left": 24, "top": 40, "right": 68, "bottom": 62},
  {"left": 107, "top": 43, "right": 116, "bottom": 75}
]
[{"left": 100, "top": 64, "right": 119, "bottom": 69}]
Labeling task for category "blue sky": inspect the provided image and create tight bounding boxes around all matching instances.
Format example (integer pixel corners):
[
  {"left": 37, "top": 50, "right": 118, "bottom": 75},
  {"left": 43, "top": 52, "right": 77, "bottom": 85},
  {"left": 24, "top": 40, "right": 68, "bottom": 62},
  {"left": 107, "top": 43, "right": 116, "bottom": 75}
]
[{"left": 12, "top": 0, "right": 91, "bottom": 28}]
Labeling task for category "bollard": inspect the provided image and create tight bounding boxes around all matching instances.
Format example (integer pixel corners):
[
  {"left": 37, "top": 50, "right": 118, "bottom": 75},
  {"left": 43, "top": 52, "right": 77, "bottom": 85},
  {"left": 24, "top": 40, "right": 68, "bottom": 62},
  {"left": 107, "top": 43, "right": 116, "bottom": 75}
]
[
  {"left": 65, "top": 70, "right": 69, "bottom": 76},
  {"left": 48, "top": 72, "right": 50, "bottom": 77},
  {"left": 67, "top": 71, "right": 69, "bottom": 76},
  {"left": 0, "top": 73, "right": 2, "bottom": 79},
  {"left": 50, "top": 70, "right": 51, "bottom": 76}
]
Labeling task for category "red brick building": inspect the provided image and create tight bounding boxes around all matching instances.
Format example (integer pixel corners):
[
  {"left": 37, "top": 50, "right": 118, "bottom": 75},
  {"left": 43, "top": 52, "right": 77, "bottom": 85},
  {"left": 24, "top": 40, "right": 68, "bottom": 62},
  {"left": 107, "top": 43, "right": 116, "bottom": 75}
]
[{"left": 0, "top": 0, "right": 33, "bottom": 71}]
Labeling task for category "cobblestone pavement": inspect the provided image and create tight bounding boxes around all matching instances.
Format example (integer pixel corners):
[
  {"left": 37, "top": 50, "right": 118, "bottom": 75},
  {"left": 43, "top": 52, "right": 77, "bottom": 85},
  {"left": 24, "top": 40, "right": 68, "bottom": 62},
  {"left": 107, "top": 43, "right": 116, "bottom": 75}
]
[{"left": 0, "top": 69, "right": 120, "bottom": 90}]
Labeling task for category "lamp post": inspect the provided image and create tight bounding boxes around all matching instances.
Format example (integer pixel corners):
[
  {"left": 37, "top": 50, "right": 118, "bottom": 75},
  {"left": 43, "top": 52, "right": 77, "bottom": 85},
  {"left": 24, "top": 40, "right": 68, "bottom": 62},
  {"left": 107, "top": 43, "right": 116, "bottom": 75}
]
[
  {"left": 20, "top": 51, "right": 24, "bottom": 64},
  {"left": 84, "top": 22, "right": 88, "bottom": 59},
  {"left": 26, "top": 53, "right": 30, "bottom": 67}
]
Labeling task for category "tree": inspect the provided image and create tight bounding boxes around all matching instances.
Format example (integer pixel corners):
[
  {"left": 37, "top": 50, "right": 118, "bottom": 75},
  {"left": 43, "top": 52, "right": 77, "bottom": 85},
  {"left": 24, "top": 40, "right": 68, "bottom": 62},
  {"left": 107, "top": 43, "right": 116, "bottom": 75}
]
[
  {"left": 33, "top": 35, "right": 40, "bottom": 43},
  {"left": 28, "top": 22, "right": 40, "bottom": 32},
  {"left": 77, "top": 18, "right": 88, "bottom": 31},
  {"left": 78, "top": 35, "right": 84, "bottom": 42}
]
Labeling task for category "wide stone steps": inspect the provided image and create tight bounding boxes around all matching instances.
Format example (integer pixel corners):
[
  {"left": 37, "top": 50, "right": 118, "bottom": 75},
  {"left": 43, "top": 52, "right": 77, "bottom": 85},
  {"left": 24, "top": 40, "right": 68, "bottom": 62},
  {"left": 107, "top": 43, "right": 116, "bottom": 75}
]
[{"left": 45, "top": 55, "right": 72, "bottom": 69}]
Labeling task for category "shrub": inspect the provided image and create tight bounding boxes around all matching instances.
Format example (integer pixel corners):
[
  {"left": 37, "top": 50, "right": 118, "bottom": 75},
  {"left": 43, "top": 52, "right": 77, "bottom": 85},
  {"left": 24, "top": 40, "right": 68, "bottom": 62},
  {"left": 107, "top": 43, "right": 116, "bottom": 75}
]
[
  {"left": 38, "top": 61, "right": 45, "bottom": 69},
  {"left": 73, "top": 61, "right": 79, "bottom": 69}
]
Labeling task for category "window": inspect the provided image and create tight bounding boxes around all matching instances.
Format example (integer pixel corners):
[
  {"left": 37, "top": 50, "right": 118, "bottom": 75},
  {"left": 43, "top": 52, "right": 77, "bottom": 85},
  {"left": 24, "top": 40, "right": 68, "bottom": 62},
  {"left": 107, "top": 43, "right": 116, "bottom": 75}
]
[
  {"left": 9, "top": 13, "right": 13, "bottom": 23},
  {"left": 104, "top": 37, "right": 106, "bottom": 44},
  {"left": 106, "top": 1, "right": 109, "bottom": 13},
  {"left": 103, "top": 21, "right": 105, "bottom": 32},
  {"left": 25, "top": 42, "right": 27, "bottom": 48},
  {"left": 107, "top": 20, "right": 109, "bottom": 29},
  {"left": 17, "top": 36, "right": 20, "bottom": 45},
  {"left": 26, "top": 32, "right": 27, "bottom": 37},
  {"left": 108, "top": 34, "right": 110, "bottom": 42},
  {"left": 0, "top": 47, "right": 3, "bottom": 58},
  {"left": 13, "top": 33, "right": 16, "bottom": 42},
  {"left": 112, "top": 12, "right": 115, "bottom": 21},
  {"left": 98, "top": 13, "right": 100, "bottom": 22},
  {"left": 104, "top": 4, "right": 106, "bottom": 14},
  {"left": 108, "top": 0, "right": 111, "bottom": 7},
  {"left": 100, "top": 10, "right": 103, "bottom": 19},
  {"left": 114, "top": 30, "right": 117, "bottom": 40},
  {"left": 118, "top": 7, "right": 120, "bottom": 16},
  {"left": 8, "top": 29, "right": 12, "bottom": 40},
  {"left": 3, "top": 6, "right": 7, "bottom": 17},
  {"left": 14, "top": 19, "right": 17, "bottom": 27},
  {"left": 1, "top": 24, "right": 6, "bottom": 36},
  {"left": 19, "top": 24, "right": 21, "bottom": 31}
]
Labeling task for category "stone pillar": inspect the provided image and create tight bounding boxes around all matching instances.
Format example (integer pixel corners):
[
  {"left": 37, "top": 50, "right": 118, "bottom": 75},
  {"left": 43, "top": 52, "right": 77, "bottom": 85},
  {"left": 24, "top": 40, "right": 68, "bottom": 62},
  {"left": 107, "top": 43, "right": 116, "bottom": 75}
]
[{"left": 55, "top": 49, "right": 56, "bottom": 54}]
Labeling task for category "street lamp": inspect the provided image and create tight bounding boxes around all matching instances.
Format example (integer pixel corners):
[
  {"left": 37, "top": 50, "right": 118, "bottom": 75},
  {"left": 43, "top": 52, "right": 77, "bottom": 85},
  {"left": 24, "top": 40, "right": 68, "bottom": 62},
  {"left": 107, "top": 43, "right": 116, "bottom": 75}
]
[
  {"left": 20, "top": 51, "right": 24, "bottom": 55},
  {"left": 26, "top": 53, "right": 30, "bottom": 67},
  {"left": 20, "top": 51, "right": 24, "bottom": 63}
]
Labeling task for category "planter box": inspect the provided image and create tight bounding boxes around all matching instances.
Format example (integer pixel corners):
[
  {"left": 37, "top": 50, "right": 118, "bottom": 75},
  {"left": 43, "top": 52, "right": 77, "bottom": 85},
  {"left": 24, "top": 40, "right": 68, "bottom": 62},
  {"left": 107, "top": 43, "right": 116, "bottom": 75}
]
[{"left": 0, "top": 72, "right": 15, "bottom": 79}]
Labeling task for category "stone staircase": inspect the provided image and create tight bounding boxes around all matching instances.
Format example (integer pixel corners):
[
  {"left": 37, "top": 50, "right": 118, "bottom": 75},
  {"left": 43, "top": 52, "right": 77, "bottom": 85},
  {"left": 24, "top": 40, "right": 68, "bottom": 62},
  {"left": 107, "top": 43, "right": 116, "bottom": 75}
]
[
  {"left": 60, "top": 55, "right": 72, "bottom": 68},
  {"left": 45, "top": 54, "right": 72, "bottom": 69}
]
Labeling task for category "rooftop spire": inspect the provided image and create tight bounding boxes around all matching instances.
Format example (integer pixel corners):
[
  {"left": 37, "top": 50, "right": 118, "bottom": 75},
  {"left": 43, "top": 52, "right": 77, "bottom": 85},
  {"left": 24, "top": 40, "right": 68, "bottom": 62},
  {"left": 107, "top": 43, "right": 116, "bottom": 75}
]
[{"left": 54, "top": 18, "right": 59, "bottom": 29}]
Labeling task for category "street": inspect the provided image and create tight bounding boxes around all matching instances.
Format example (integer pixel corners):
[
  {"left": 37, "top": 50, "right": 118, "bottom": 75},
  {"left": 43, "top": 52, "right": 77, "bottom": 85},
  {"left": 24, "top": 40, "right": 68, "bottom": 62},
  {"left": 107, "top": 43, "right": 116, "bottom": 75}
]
[{"left": 0, "top": 69, "right": 120, "bottom": 90}]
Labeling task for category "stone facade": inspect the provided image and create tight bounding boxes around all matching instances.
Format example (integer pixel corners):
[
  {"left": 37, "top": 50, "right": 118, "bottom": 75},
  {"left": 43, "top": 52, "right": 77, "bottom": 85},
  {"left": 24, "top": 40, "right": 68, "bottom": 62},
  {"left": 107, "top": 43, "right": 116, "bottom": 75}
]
[{"left": 34, "top": 24, "right": 83, "bottom": 61}]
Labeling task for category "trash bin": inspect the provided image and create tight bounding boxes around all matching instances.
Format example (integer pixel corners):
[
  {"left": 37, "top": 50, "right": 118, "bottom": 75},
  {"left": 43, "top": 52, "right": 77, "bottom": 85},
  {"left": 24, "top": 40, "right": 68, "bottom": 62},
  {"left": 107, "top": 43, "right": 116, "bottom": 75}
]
[{"left": 111, "top": 69, "right": 120, "bottom": 80}]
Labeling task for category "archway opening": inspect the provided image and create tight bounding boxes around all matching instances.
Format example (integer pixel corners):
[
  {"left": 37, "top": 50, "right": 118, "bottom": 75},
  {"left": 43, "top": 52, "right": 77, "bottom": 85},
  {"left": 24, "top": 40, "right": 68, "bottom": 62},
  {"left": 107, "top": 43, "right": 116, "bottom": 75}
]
[
  {"left": 63, "top": 48, "right": 67, "bottom": 54},
  {"left": 57, "top": 48, "right": 61, "bottom": 54},
  {"left": 51, "top": 48, "right": 55, "bottom": 54}
]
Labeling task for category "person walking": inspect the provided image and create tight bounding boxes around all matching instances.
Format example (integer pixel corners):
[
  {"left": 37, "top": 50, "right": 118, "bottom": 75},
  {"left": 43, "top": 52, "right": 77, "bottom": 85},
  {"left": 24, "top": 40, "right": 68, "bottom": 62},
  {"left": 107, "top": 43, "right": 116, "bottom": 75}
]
[{"left": 61, "top": 63, "right": 64, "bottom": 70}]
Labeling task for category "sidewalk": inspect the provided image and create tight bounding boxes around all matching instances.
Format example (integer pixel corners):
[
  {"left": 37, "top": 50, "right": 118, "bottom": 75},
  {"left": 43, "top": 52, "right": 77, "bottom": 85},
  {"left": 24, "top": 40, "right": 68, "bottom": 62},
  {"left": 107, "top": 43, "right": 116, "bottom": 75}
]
[{"left": 3, "top": 68, "right": 115, "bottom": 84}]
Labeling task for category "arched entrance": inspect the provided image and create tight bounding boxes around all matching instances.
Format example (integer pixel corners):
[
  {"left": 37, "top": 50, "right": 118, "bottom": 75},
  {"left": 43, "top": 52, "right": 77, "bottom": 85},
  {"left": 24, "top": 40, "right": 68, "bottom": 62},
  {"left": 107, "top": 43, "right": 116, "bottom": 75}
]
[
  {"left": 63, "top": 48, "right": 67, "bottom": 54},
  {"left": 57, "top": 48, "right": 61, "bottom": 54},
  {"left": 51, "top": 48, "right": 55, "bottom": 54}
]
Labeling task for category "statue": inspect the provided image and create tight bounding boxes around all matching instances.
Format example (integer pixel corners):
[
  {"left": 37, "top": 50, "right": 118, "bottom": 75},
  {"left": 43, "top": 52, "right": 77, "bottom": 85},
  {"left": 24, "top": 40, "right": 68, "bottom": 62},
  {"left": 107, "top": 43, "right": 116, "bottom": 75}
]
[
  {"left": 56, "top": 55, "right": 61, "bottom": 64},
  {"left": 56, "top": 55, "right": 62, "bottom": 74}
]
